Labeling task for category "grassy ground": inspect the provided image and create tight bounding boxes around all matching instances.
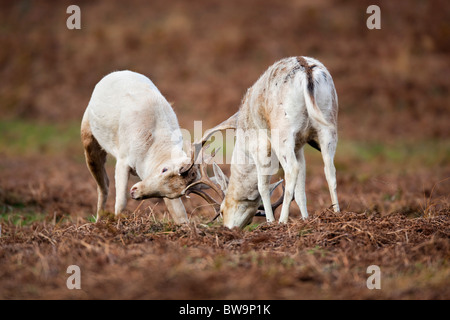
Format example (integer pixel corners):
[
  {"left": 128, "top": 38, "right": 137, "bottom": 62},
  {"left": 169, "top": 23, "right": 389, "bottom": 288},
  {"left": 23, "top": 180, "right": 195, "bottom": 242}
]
[
  {"left": 0, "top": 0, "right": 449, "bottom": 300},
  {"left": 1, "top": 121, "right": 448, "bottom": 299},
  {"left": 1, "top": 209, "right": 448, "bottom": 299}
]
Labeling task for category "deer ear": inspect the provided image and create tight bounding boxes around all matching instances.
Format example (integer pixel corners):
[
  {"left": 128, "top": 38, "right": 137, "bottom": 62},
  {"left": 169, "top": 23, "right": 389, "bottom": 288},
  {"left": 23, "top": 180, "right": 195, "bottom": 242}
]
[
  {"left": 212, "top": 162, "right": 229, "bottom": 194},
  {"left": 179, "top": 165, "right": 188, "bottom": 176},
  {"left": 179, "top": 158, "right": 194, "bottom": 176}
]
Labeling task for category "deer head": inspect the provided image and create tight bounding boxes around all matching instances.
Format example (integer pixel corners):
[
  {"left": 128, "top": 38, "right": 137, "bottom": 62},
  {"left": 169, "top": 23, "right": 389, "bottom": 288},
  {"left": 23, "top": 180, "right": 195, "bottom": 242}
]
[
  {"left": 182, "top": 112, "right": 284, "bottom": 228},
  {"left": 130, "top": 155, "right": 200, "bottom": 200}
]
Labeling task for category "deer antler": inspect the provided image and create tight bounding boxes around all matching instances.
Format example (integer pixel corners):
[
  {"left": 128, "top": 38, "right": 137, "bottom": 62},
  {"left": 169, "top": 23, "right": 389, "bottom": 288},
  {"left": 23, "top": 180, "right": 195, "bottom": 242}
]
[
  {"left": 255, "top": 184, "right": 285, "bottom": 217},
  {"left": 180, "top": 112, "right": 239, "bottom": 175},
  {"left": 185, "top": 155, "right": 225, "bottom": 222},
  {"left": 183, "top": 147, "right": 224, "bottom": 198}
]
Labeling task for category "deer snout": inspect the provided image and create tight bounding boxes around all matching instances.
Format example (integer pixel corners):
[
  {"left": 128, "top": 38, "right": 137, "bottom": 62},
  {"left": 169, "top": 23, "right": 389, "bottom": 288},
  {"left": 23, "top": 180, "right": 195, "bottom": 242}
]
[
  {"left": 130, "top": 182, "right": 160, "bottom": 200},
  {"left": 130, "top": 185, "right": 141, "bottom": 200}
]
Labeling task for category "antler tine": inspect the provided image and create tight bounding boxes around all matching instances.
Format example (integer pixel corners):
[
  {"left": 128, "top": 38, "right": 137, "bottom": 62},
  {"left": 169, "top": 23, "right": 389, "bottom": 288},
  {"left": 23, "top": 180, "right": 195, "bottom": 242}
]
[
  {"left": 183, "top": 147, "right": 224, "bottom": 199},
  {"left": 186, "top": 189, "right": 221, "bottom": 212},
  {"left": 187, "top": 184, "right": 223, "bottom": 223},
  {"left": 184, "top": 148, "right": 225, "bottom": 203},
  {"left": 179, "top": 141, "right": 202, "bottom": 175},
  {"left": 271, "top": 184, "right": 285, "bottom": 212},
  {"left": 181, "top": 112, "right": 238, "bottom": 175},
  {"left": 257, "top": 184, "right": 285, "bottom": 212}
]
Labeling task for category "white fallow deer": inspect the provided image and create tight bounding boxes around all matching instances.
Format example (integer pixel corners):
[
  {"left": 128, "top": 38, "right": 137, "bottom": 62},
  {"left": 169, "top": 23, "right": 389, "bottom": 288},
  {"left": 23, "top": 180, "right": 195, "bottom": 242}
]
[
  {"left": 81, "top": 70, "right": 199, "bottom": 223},
  {"left": 184, "top": 56, "right": 340, "bottom": 229}
]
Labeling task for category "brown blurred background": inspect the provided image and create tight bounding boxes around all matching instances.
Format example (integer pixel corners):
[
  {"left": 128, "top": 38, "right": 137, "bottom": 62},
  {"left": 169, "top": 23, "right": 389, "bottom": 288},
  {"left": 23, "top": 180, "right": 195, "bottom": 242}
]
[
  {"left": 0, "top": 0, "right": 449, "bottom": 300},
  {"left": 1, "top": 0, "right": 448, "bottom": 138},
  {"left": 0, "top": 0, "right": 449, "bottom": 218}
]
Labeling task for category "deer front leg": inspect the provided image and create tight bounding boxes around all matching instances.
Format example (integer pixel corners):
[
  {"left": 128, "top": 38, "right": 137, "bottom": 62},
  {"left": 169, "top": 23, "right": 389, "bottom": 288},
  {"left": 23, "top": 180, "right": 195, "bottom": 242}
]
[
  {"left": 257, "top": 173, "right": 275, "bottom": 223},
  {"left": 163, "top": 198, "right": 189, "bottom": 224},
  {"left": 114, "top": 159, "right": 130, "bottom": 216}
]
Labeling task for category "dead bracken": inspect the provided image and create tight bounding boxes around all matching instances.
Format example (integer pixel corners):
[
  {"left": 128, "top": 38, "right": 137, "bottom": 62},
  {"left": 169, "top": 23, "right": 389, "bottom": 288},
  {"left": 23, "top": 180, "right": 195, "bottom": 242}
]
[{"left": 0, "top": 209, "right": 448, "bottom": 299}]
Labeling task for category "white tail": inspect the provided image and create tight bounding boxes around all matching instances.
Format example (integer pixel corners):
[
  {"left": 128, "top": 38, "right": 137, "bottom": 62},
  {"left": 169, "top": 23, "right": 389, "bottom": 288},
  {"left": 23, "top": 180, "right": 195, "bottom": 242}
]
[
  {"left": 187, "top": 56, "right": 340, "bottom": 229},
  {"left": 302, "top": 67, "right": 331, "bottom": 127}
]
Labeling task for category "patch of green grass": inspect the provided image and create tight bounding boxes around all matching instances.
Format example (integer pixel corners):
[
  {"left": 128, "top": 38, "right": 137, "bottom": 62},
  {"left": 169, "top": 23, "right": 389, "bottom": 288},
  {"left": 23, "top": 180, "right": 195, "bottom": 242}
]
[
  {"left": 304, "top": 139, "right": 450, "bottom": 171},
  {"left": 343, "top": 140, "right": 449, "bottom": 166},
  {"left": 244, "top": 222, "right": 260, "bottom": 232},
  {"left": 0, "top": 210, "right": 46, "bottom": 226},
  {"left": 204, "top": 219, "right": 223, "bottom": 228},
  {"left": 86, "top": 215, "right": 97, "bottom": 223},
  {"left": 2, "top": 119, "right": 448, "bottom": 172},
  {"left": 307, "top": 245, "right": 327, "bottom": 258},
  {"left": 146, "top": 220, "right": 179, "bottom": 234},
  {"left": 281, "top": 256, "right": 296, "bottom": 268},
  {"left": 0, "top": 193, "right": 48, "bottom": 226},
  {"left": 298, "top": 227, "right": 313, "bottom": 237},
  {"left": 0, "top": 118, "right": 81, "bottom": 156},
  {"left": 382, "top": 189, "right": 403, "bottom": 202}
]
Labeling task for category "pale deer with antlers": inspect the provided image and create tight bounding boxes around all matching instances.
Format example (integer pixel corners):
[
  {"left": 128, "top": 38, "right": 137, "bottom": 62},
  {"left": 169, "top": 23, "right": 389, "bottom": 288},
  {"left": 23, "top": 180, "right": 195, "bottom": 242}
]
[
  {"left": 81, "top": 70, "right": 199, "bottom": 223},
  {"left": 183, "top": 56, "right": 340, "bottom": 229}
]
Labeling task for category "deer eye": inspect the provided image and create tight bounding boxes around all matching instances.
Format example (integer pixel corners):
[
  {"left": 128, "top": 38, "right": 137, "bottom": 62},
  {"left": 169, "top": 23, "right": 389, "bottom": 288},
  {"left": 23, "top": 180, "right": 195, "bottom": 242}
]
[{"left": 162, "top": 168, "right": 168, "bottom": 173}]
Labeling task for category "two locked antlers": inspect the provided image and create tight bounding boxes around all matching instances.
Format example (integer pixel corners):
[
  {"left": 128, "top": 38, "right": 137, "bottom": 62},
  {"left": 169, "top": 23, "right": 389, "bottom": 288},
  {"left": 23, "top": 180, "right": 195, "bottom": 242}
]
[{"left": 181, "top": 112, "right": 285, "bottom": 220}]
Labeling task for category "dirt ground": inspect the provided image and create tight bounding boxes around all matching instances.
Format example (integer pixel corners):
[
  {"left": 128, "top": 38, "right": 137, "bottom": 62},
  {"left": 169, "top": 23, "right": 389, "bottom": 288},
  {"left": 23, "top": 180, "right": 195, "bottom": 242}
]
[{"left": 0, "top": 0, "right": 449, "bottom": 300}]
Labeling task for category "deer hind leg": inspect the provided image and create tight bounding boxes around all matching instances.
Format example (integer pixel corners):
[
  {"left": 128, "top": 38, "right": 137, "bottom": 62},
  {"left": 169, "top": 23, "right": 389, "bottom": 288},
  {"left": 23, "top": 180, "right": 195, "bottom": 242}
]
[
  {"left": 254, "top": 135, "right": 275, "bottom": 223},
  {"left": 272, "top": 137, "right": 299, "bottom": 224},
  {"left": 81, "top": 115, "right": 110, "bottom": 221},
  {"left": 317, "top": 128, "right": 340, "bottom": 212},
  {"left": 294, "top": 147, "right": 309, "bottom": 219}
]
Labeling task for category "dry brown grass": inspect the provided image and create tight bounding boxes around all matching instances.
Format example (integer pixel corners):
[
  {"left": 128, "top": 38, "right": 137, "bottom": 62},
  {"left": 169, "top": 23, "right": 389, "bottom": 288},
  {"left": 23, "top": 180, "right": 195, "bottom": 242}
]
[
  {"left": 1, "top": 207, "right": 448, "bottom": 299},
  {"left": 0, "top": 0, "right": 449, "bottom": 141},
  {"left": 1, "top": 0, "right": 449, "bottom": 300}
]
